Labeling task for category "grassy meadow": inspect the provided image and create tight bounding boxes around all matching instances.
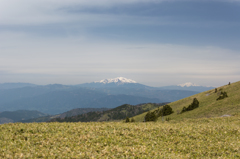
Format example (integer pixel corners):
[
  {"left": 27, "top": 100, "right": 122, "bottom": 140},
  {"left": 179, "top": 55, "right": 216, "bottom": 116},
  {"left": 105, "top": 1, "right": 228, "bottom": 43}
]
[{"left": 1, "top": 115, "right": 240, "bottom": 158}]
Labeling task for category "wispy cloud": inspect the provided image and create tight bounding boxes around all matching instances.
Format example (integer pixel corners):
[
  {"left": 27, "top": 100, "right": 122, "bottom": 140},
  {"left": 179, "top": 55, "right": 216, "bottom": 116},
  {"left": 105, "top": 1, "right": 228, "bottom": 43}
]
[
  {"left": 0, "top": 30, "right": 239, "bottom": 86},
  {"left": 0, "top": 0, "right": 240, "bottom": 86},
  {"left": 1, "top": 0, "right": 239, "bottom": 26}
]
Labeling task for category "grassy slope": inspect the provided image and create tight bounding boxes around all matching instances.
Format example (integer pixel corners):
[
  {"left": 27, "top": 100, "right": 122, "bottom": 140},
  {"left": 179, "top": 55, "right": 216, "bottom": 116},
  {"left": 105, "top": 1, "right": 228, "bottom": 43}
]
[{"left": 133, "top": 81, "right": 240, "bottom": 122}]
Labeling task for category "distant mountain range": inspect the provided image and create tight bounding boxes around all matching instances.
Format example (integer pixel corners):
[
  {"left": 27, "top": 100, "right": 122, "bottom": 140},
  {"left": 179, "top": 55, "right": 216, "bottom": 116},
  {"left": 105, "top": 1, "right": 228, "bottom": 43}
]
[
  {"left": 0, "top": 83, "right": 37, "bottom": 90},
  {"left": 0, "top": 87, "right": 162, "bottom": 114},
  {"left": 0, "top": 77, "right": 214, "bottom": 114},
  {"left": 77, "top": 77, "right": 214, "bottom": 92},
  {"left": 158, "top": 82, "right": 215, "bottom": 92}
]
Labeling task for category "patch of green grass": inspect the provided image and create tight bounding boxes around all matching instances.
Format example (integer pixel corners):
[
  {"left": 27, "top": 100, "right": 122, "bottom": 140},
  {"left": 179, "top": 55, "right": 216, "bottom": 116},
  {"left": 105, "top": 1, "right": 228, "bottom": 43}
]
[{"left": 0, "top": 115, "right": 239, "bottom": 158}]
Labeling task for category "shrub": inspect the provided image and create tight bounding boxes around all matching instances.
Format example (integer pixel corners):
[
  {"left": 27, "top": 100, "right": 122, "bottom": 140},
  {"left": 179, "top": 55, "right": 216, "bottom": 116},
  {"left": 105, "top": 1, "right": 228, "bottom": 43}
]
[
  {"left": 181, "top": 98, "right": 199, "bottom": 113},
  {"left": 181, "top": 107, "right": 187, "bottom": 113},
  {"left": 145, "top": 111, "right": 157, "bottom": 122},
  {"left": 158, "top": 105, "right": 174, "bottom": 117},
  {"left": 125, "top": 117, "right": 130, "bottom": 123},
  {"left": 215, "top": 88, "right": 217, "bottom": 93},
  {"left": 217, "top": 91, "right": 228, "bottom": 101}
]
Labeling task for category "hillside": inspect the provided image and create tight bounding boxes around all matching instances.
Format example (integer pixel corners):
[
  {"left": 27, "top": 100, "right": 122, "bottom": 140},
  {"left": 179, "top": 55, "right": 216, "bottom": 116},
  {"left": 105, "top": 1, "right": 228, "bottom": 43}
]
[
  {"left": 133, "top": 81, "right": 240, "bottom": 122},
  {"left": 20, "top": 108, "right": 110, "bottom": 123},
  {"left": 50, "top": 103, "right": 167, "bottom": 122},
  {"left": 0, "top": 117, "right": 13, "bottom": 124},
  {"left": 0, "top": 110, "right": 47, "bottom": 124}
]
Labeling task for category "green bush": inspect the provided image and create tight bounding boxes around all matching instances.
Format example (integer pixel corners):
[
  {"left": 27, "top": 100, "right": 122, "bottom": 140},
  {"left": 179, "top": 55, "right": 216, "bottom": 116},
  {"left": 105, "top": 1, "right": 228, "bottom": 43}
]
[
  {"left": 144, "top": 111, "right": 157, "bottom": 122},
  {"left": 216, "top": 91, "right": 228, "bottom": 101},
  {"left": 181, "top": 98, "right": 199, "bottom": 113},
  {"left": 158, "top": 105, "right": 174, "bottom": 117},
  {"left": 125, "top": 117, "right": 130, "bottom": 123}
]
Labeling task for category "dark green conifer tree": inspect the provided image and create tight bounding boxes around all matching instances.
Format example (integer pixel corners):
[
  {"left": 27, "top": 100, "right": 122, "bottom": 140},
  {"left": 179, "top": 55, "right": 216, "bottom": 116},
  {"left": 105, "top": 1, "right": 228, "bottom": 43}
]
[
  {"left": 125, "top": 117, "right": 130, "bottom": 123},
  {"left": 181, "top": 98, "right": 199, "bottom": 113},
  {"left": 144, "top": 112, "right": 151, "bottom": 122},
  {"left": 149, "top": 112, "right": 157, "bottom": 121},
  {"left": 158, "top": 105, "right": 174, "bottom": 117},
  {"left": 144, "top": 111, "right": 157, "bottom": 122}
]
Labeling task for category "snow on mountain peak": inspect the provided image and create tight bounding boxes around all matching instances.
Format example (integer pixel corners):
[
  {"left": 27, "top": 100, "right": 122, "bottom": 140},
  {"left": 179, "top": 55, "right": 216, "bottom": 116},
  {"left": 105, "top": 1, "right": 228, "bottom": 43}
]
[
  {"left": 177, "top": 82, "right": 199, "bottom": 87},
  {"left": 95, "top": 77, "right": 137, "bottom": 84}
]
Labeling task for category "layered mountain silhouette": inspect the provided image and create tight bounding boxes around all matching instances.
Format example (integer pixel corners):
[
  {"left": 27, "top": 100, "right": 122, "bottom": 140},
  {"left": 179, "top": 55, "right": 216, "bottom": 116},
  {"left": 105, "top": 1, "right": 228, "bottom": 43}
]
[{"left": 0, "top": 77, "right": 213, "bottom": 114}]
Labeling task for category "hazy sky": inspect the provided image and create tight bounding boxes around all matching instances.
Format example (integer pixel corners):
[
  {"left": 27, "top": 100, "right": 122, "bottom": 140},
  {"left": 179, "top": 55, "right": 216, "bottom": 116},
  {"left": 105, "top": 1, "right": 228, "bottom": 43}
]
[{"left": 0, "top": 0, "right": 240, "bottom": 87}]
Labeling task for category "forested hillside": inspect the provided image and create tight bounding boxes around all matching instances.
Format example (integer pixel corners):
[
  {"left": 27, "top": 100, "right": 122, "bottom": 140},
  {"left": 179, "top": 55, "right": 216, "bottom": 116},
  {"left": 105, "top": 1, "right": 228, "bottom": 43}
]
[
  {"left": 21, "top": 108, "right": 110, "bottom": 123},
  {"left": 50, "top": 103, "right": 167, "bottom": 122}
]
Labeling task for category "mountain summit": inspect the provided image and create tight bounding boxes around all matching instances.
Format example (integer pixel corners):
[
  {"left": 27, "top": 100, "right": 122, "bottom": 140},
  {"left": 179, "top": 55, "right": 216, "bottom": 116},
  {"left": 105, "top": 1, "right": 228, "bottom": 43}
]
[
  {"left": 95, "top": 77, "right": 137, "bottom": 84},
  {"left": 77, "top": 77, "right": 144, "bottom": 88},
  {"left": 177, "top": 82, "right": 199, "bottom": 87}
]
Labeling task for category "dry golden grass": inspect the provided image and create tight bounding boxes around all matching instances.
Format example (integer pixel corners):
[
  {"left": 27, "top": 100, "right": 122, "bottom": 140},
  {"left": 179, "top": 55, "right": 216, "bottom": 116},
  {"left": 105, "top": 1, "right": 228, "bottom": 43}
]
[{"left": 0, "top": 115, "right": 240, "bottom": 158}]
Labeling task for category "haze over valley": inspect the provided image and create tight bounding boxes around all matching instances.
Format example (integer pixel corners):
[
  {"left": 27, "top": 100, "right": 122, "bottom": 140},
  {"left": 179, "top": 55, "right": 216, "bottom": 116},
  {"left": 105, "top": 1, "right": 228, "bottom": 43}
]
[{"left": 0, "top": 77, "right": 213, "bottom": 115}]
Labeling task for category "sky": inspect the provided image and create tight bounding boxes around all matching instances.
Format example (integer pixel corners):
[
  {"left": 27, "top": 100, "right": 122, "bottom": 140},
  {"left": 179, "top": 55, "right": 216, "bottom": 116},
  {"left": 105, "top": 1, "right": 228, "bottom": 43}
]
[{"left": 0, "top": 0, "right": 240, "bottom": 87}]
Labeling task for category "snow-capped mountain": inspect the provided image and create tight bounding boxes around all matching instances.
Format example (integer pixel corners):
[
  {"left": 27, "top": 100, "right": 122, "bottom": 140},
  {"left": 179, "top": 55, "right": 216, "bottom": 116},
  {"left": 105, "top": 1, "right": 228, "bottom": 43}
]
[
  {"left": 177, "top": 82, "right": 199, "bottom": 87},
  {"left": 77, "top": 77, "right": 214, "bottom": 93},
  {"left": 75, "top": 78, "right": 200, "bottom": 104},
  {"left": 159, "top": 82, "right": 214, "bottom": 92},
  {"left": 77, "top": 77, "right": 145, "bottom": 88},
  {"left": 95, "top": 77, "right": 137, "bottom": 84}
]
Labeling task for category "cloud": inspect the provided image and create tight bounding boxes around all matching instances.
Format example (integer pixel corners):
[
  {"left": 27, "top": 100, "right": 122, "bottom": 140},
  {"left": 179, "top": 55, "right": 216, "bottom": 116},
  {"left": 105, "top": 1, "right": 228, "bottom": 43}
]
[
  {"left": 1, "top": 0, "right": 239, "bottom": 38},
  {"left": 0, "top": 0, "right": 240, "bottom": 86},
  {"left": 1, "top": 0, "right": 239, "bottom": 26},
  {"left": 0, "top": 0, "right": 163, "bottom": 24},
  {"left": 0, "top": 31, "right": 239, "bottom": 79}
]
